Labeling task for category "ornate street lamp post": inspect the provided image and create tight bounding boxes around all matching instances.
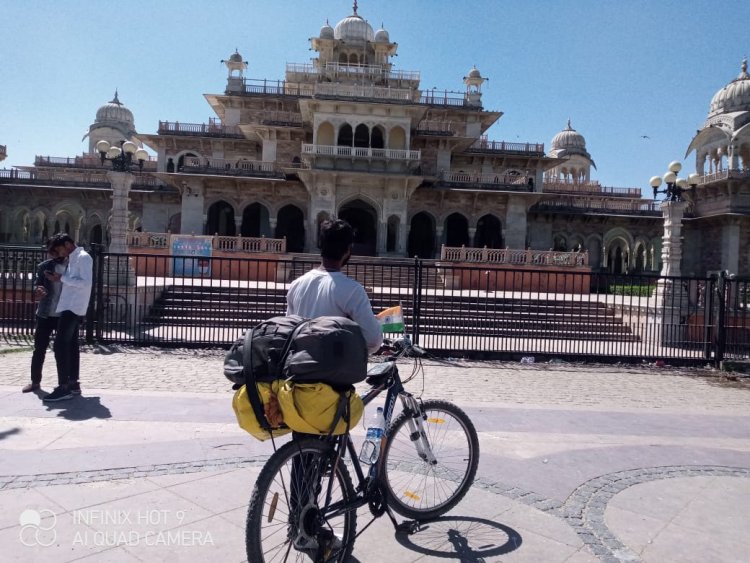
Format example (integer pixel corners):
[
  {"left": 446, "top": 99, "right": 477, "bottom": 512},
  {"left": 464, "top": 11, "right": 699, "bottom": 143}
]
[
  {"left": 96, "top": 140, "right": 148, "bottom": 285},
  {"left": 648, "top": 161, "right": 699, "bottom": 346}
]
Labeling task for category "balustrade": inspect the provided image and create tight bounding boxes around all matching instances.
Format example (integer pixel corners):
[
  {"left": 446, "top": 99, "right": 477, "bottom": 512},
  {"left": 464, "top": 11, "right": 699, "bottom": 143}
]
[
  {"left": 127, "top": 231, "right": 286, "bottom": 254},
  {"left": 183, "top": 157, "right": 278, "bottom": 175},
  {"left": 158, "top": 121, "right": 242, "bottom": 137},
  {"left": 543, "top": 179, "right": 642, "bottom": 197},
  {"left": 440, "top": 245, "right": 589, "bottom": 267},
  {"left": 301, "top": 144, "right": 420, "bottom": 160},
  {"left": 468, "top": 139, "right": 545, "bottom": 154}
]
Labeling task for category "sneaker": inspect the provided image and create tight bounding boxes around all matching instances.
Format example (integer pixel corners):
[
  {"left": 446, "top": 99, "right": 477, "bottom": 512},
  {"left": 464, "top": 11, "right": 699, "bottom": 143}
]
[
  {"left": 68, "top": 383, "right": 81, "bottom": 395},
  {"left": 22, "top": 383, "right": 41, "bottom": 393},
  {"left": 43, "top": 387, "right": 74, "bottom": 402}
]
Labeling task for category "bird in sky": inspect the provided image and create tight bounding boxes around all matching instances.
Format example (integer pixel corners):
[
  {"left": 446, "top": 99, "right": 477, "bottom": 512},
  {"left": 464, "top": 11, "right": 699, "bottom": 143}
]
[{"left": 640, "top": 135, "right": 651, "bottom": 139}]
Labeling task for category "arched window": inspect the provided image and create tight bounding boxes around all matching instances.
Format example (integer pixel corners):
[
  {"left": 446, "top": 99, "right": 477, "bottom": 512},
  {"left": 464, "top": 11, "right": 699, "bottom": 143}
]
[
  {"left": 206, "top": 201, "right": 236, "bottom": 236},
  {"left": 276, "top": 205, "right": 305, "bottom": 253},
  {"left": 408, "top": 212, "right": 435, "bottom": 258},
  {"left": 371, "top": 126, "right": 385, "bottom": 149},
  {"left": 317, "top": 122, "right": 335, "bottom": 145},
  {"left": 241, "top": 203, "right": 270, "bottom": 237},
  {"left": 338, "top": 124, "right": 353, "bottom": 146},
  {"left": 474, "top": 214, "right": 502, "bottom": 248},
  {"left": 354, "top": 124, "right": 369, "bottom": 148},
  {"left": 389, "top": 126, "right": 406, "bottom": 149},
  {"left": 445, "top": 213, "right": 469, "bottom": 247}
]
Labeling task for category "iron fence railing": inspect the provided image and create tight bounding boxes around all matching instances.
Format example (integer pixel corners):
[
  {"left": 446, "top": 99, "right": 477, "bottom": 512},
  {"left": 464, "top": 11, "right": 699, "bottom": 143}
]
[{"left": 2, "top": 245, "right": 748, "bottom": 365}]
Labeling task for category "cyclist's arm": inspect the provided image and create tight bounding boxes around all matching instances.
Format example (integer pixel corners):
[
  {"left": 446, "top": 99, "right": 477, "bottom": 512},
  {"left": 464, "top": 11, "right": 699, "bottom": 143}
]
[{"left": 345, "top": 286, "right": 383, "bottom": 354}]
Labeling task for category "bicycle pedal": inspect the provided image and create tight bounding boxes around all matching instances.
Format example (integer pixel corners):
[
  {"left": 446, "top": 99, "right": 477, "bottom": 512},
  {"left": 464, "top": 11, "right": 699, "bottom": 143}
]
[{"left": 395, "top": 520, "right": 421, "bottom": 535}]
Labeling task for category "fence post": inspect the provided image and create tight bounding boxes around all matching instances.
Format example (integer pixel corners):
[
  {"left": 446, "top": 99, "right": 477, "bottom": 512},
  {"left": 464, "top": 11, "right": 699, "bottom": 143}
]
[
  {"left": 715, "top": 271, "right": 727, "bottom": 367},
  {"left": 411, "top": 256, "right": 422, "bottom": 345},
  {"left": 87, "top": 244, "right": 104, "bottom": 343}
]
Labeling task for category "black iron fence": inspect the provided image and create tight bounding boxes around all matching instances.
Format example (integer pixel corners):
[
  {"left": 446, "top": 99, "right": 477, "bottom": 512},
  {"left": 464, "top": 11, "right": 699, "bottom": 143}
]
[{"left": 2, "top": 245, "right": 749, "bottom": 365}]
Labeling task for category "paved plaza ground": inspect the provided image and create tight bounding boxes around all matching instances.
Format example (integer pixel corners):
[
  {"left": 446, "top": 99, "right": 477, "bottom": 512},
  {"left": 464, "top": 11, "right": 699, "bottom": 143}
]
[{"left": 1, "top": 339, "right": 750, "bottom": 562}]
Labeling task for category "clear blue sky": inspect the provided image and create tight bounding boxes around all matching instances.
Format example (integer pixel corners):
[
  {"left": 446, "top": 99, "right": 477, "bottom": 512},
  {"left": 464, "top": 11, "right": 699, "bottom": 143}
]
[{"left": 1, "top": 0, "right": 748, "bottom": 194}]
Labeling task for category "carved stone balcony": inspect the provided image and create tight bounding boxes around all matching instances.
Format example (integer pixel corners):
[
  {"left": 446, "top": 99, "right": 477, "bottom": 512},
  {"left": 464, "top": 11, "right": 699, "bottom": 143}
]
[
  {"left": 532, "top": 197, "right": 661, "bottom": 217},
  {"left": 180, "top": 157, "right": 281, "bottom": 178},
  {"left": 543, "top": 179, "right": 642, "bottom": 198},
  {"left": 437, "top": 171, "right": 535, "bottom": 192},
  {"left": 158, "top": 120, "right": 244, "bottom": 138}
]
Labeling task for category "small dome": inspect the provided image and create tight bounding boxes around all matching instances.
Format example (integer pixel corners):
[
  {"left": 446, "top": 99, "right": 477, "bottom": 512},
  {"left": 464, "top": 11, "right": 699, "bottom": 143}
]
[
  {"left": 229, "top": 51, "right": 244, "bottom": 63},
  {"left": 467, "top": 66, "right": 482, "bottom": 80},
  {"left": 95, "top": 91, "right": 134, "bottom": 126},
  {"left": 374, "top": 25, "right": 389, "bottom": 42},
  {"left": 334, "top": 14, "right": 374, "bottom": 42},
  {"left": 320, "top": 20, "right": 334, "bottom": 39},
  {"left": 709, "top": 58, "right": 750, "bottom": 117},
  {"left": 551, "top": 120, "right": 586, "bottom": 150}
]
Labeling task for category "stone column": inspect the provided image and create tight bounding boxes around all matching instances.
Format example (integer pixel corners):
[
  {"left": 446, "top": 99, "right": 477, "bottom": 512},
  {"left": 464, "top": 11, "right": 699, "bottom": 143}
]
[
  {"left": 104, "top": 171, "right": 136, "bottom": 288},
  {"left": 653, "top": 200, "right": 689, "bottom": 346},
  {"left": 505, "top": 195, "right": 528, "bottom": 249},
  {"left": 180, "top": 181, "right": 205, "bottom": 235}
]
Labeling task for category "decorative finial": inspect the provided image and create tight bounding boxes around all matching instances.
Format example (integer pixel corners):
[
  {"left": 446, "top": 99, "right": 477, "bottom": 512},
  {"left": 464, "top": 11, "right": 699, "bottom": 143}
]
[
  {"left": 110, "top": 90, "right": 122, "bottom": 105},
  {"left": 566, "top": 118, "right": 572, "bottom": 130},
  {"left": 353, "top": 0, "right": 358, "bottom": 15},
  {"left": 742, "top": 57, "right": 748, "bottom": 74}
]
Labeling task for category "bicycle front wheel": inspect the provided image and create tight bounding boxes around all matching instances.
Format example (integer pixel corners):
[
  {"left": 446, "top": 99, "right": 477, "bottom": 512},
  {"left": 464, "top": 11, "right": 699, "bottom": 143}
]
[
  {"left": 246, "top": 439, "right": 357, "bottom": 562},
  {"left": 382, "top": 400, "right": 479, "bottom": 520}
]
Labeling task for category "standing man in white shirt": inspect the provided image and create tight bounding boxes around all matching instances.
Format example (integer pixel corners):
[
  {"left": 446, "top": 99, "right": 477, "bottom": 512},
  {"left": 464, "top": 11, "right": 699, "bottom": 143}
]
[
  {"left": 286, "top": 218, "right": 382, "bottom": 354},
  {"left": 42, "top": 234, "right": 93, "bottom": 402}
]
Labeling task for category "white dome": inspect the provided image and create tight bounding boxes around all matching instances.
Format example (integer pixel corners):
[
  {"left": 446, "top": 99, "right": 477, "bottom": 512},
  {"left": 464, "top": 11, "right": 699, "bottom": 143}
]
[
  {"left": 551, "top": 120, "right": 586, "bottom": 150},
  {"left": 709, "top": 59, "right": 750, "bottom": 117},
  {"left": 374, "top": 26, "right": 389, "bottom": 42},
  {"left": 334, "top": 14, "right": 374, "bottom": 41},
  {"left": 320, "top": 21, "right": 334, "bottom": 39},
  {"left": 95, "top": 91, "right": 134, "bottom": 127},
  {"left": 228, "top": 51, "right": 244, "bottom": 63}
]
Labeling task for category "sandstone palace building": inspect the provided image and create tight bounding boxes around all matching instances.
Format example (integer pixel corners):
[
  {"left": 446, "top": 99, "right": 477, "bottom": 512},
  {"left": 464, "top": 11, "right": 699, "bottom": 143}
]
[{"left": 2, "top": 4, "right": 750, "bottom": 277}]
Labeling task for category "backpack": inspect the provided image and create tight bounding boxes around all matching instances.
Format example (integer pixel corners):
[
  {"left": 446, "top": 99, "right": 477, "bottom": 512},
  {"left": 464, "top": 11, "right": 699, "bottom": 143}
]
[{"left": 224, "top": 315, "right": 368, "bottom": 387}]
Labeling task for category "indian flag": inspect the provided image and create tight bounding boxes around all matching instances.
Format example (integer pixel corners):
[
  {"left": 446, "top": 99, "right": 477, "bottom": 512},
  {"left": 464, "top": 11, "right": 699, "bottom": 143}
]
[{"left": 377, "top": 305, "right": 405, "bottom": 333}]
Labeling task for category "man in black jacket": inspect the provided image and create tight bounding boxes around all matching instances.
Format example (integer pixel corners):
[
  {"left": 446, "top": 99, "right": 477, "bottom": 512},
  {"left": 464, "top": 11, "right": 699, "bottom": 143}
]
[{"left": 23, "top": 244, "right": 66, "bottom": 393}]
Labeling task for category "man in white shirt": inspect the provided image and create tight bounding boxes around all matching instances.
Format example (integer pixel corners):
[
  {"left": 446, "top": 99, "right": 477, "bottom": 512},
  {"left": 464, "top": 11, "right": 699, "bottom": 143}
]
[
  {"left": 42, "top": 234, "right": 93, "bottom": 402},
  {"left": 286, "top": 218, "right": 382, "bottom": 354}
]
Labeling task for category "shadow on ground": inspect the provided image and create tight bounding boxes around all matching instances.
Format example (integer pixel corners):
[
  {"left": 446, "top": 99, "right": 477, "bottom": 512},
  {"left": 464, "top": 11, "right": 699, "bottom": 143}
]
[
  {"left": 395, "top": 515, "right": 522, "bottom": 561},
  {"left": 44, "top": 396, "right": 112, "bottom": 420}
]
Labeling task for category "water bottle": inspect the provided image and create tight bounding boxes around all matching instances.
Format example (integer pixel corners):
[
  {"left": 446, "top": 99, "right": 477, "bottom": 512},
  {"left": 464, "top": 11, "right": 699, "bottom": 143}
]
[{"left": 358, "top": 407, "right": 385, "bottom": 465}]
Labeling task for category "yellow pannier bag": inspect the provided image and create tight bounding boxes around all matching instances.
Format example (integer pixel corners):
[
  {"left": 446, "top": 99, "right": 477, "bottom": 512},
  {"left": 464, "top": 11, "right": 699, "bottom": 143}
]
[
  {"left": 277, "top": 381, "right": 364, "bottom": 435},
  {"left": 232, "top": 381, "right": 292, "bottom": 441}
]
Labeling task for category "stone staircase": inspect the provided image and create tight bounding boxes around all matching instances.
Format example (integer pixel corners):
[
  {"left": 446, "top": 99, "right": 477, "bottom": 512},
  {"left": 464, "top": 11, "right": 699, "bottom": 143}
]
[{"left": 144, "top": 283, "right": 639, "bottom": 343}]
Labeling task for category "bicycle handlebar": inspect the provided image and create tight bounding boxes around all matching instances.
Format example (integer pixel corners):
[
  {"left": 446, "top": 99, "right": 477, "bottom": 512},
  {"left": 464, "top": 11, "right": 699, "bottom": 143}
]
[{"left": 379, "top": 335, "right": 427, "bottom": 358}]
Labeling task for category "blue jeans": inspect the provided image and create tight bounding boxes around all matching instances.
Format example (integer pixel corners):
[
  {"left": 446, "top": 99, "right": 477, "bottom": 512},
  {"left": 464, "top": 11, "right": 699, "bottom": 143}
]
[{"left": 53, "top": 311, "right": 81, "bottom": 388}]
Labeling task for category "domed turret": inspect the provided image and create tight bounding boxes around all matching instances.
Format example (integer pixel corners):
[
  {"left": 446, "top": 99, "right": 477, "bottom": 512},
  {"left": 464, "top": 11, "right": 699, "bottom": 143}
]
[
  {"left": 320, "top": 20, "right": 334, "bottom": 39},
  {"left": 334, "top": 2, "right": 374, "bottom": 41},
  {"left": 83, "top": 91, "right": 139, "bottom": 154},
  {"left": 551, "top": 119, "right": 586, "bottom": 150},
  {"left": 546, "top": 120, "right": 596, "bottom": 183},
  {"left": 223, "top": 49, "right": 248, "bottom": 78},
  {"left": 708, "top": 58, "right": 750, "bottom": 117},
  {"left": 374, "top": 24, "right": 389, "bottom": 43},
  {"left": 95, "top": 91, "right": 134, "bottom": 128}
]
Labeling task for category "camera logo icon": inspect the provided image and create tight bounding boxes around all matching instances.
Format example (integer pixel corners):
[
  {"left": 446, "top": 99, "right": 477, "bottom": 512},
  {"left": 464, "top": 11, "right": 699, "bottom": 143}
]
[{"left": 19, "top": 508, "right": 57, "bottom": 547}]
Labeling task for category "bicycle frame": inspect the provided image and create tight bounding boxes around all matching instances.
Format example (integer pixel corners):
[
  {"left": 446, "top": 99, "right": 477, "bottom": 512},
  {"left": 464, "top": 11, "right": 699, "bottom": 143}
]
[{"left": 323, "top": 354, "right": 436, "bottom": 523}]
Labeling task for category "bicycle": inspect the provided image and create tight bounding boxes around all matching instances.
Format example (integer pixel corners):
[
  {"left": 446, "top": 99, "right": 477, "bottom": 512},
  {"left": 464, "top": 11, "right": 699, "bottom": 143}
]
[{"left": 245, "top": 335, "right": 480, "bottom": 562}]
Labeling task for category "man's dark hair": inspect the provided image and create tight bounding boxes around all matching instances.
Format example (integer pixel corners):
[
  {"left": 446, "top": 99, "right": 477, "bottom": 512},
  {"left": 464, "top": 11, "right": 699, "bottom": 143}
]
[
  {"left": 319, "top": 219, "right": 354, "bottom": 260},
  {"left": 47, "top": 233, "right": 74, "bottom": 251}
]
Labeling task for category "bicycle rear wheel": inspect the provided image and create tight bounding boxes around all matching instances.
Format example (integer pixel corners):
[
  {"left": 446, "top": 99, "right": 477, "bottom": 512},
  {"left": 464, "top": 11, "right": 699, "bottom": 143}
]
[
  {"left": 382, "top": 400, "right": 479, "bottom": 520},
  {"left": 246, "top": 438, "right": 356, "bottom": 562}
]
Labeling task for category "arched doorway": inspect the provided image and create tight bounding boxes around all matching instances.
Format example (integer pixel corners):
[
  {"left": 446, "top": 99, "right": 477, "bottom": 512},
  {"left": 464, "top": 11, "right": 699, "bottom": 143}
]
[
  {"left": 90, "top": 224, "right": 103, "bottom": 245},
  {"left": 206, "top": 201, "right": 236, "bottom": 236},
  {"left": 276, "top": 205, "right": 305, "bottom": 253},
  {"left": 177, "top": 152, "right": 198, "bottom": 171},
  {"left": 339, "top": 199, "right": 377, "bottom": 256},
  {"left": 408, "top": 212, "right": 435, "bottom": 258},
  {"left": 241, "top": 203, "right": 270, "bottom": 237},
  {"left": 337, "top": 124, "right": 353, "bottom": 147},
  {"left": 445, "top": 213, "right": 469, "bottom": 247},
  {"left": 474, "top": 214, "right": 502, "bottom": 248}
]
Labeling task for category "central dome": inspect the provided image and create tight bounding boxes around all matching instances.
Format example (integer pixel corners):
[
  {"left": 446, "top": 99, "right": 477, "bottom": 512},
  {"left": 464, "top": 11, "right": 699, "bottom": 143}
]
[
  {"left": 551, "top": 120, "right": 586, "bottom": 150},
  {"left": 334, "top": 14, "right": 374, "bottom": 42},
  {"left": 709, "top": 59, "right": 750, "bottom": 117}
]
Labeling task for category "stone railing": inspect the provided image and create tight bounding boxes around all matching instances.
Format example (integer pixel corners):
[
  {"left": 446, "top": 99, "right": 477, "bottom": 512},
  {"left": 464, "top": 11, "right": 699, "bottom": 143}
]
[
  {"left": 301, "top": 144, "right": 421, "bottom": 160},
  {"left": 468, "top": 139, "right": 545, "bottom": 154},
  {"left": 543, "top": 179, "right": 642, "bottom": 197},
  {"left": 697, "top": 168, "right": 750, "bottom": 185},
  {"left": 416, "top": 121, "right": 456, "bottom": 135},
  {"left": 182, "top": 157, "right": 278, "bottom": 176},
  {"left": 126, "top": 232, "right": 286, "bottom": 254},
  {"left": 315, "top": 83, "right": 414, "bottom": 101},
  {"left": 441, "top": 245, "right": 589, "bottom": 267},
  {"left": 158, "top": 121, "right": 243, "bottom": 138},
  {"left": 534, "top": 197, "right": 660, "bottom": 215},
  {"left": 286, "top": 62, "right": 420, "bottom": 82},
  {"left": 34, "top": 154, "right": 158, "bottom": 171}
]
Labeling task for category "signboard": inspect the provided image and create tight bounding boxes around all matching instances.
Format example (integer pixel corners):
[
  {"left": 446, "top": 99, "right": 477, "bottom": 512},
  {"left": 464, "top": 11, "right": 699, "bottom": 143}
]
[{"left": 171, "top": 236, "right": 213, "bottom": 277}]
